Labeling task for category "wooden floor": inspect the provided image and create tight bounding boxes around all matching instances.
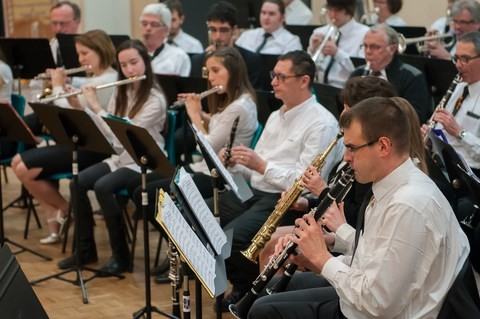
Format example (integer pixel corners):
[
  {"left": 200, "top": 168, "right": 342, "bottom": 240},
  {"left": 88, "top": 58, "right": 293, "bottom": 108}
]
[{"left": 1, "top": 168, "right": 236, "bottom": 319}]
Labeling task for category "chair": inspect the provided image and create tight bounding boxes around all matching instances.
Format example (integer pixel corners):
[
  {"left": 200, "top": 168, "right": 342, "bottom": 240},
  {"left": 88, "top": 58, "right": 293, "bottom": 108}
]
[
  {"left": 251, "top": 123, "right": 263, "bottom": 149},
  {"left": 0, "top": 94, "right": 43, "bottom": 238}
]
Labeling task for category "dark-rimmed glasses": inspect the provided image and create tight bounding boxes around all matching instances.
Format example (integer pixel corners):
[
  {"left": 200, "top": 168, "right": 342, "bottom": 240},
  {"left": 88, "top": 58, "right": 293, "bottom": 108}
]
[
  {"left": 452, "top": 54, "right": 480, "bottom": 65},
  {"left": 344, "top": 140, "right": 378, "bottom": 153},
  {"left": 270, "top": 71, "right": 305, "bottom": 83}
]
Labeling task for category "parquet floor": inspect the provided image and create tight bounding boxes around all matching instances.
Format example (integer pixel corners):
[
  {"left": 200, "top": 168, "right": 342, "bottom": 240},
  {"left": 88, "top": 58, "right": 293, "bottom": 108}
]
[{"left": 1, "top": 168, "right": 236, "bottom": 319}]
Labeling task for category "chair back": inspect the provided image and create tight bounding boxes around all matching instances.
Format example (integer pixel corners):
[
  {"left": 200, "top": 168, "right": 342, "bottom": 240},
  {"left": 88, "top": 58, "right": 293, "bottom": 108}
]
[
  {"left": 164, "top": 110, "right": 177, "bottom": 166},
  {"left": 11, "top": 93, "right": 26, "bottom": 116},
  {"left": 250, "top": 123, "right": 263, "bottom": 149}
]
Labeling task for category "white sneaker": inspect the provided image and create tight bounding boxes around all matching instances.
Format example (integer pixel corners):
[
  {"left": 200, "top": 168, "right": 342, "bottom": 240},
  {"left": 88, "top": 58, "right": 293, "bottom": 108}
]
[{"left": 40, "top": 233, "right": 59, "bottom": 244}]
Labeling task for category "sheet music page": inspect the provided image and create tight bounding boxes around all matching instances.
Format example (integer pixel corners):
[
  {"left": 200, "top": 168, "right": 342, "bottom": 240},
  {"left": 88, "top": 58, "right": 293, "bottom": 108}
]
[
  {"left": 192, "top": 125, "right": 239, "bottom": 192},
  {"left": 156, "top": 190, "right": 216, "bottom": 295},
  {"left": 175, "top": 167, "right": 227, "bottom": 255}
]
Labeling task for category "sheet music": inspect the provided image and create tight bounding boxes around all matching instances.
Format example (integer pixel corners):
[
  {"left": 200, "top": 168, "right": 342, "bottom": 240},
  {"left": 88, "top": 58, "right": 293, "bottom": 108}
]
[
  {"left": 156, "top": 189, "right": 217, "bottom": 295},
  {"left": 192, "top": 125, "right": 239, "bottom": 192},
  {"left": 174, "top": 167, "right": 227, "bottom": 255}
]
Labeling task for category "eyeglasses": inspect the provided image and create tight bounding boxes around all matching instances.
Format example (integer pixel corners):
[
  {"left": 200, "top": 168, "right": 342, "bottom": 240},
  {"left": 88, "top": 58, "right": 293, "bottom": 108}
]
[
  {"left": 360, "top": 44, "right": 383, "bottom": 52},
  {"left": 207, "top": 26, "right": 232, "bottom": 34},
  {"left": 270, "top": 71, "right": 305, "bottom": 83},
  {"left": 452, "top": 54, "right": 480, "bottom": 65},
  {"left": 51, "top": 20, "right": 75, "bottom": 27},
  {"left": 452, "top": 19, "right": 475, "bottom": 26},
  {"left": 344, "top": 140, "right": 378, "bottom": 153},
  {"left": 140, "top": 20, "right": 165, "bottom": 28}
]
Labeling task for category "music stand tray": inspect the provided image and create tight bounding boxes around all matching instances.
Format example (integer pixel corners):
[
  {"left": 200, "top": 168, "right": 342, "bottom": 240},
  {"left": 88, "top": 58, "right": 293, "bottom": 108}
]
[
  {"left": 102, "top": 117, "right": 177, "bottom": 319},
  {"left": 28, "top": 103, "right": 123, "bottom": 304},
  {"left": 0, "top": 103, "right": 51, "bottom": 261}
]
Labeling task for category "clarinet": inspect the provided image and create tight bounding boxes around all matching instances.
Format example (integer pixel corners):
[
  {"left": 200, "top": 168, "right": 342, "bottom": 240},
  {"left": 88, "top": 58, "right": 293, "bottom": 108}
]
[
  {"left": 229, "top": 167, "right": 355, "bottom": 319},
  {"left": 423, "top": 74, "right": 462, "bottom": 143},
  {"left": 266, "top": 165, "right": 353, "bottom": 294},
  {"left": 168, "top": 241, "right": 181, "bottom": 318},
  {"left": 224, "top": 116, "right": 240, "bottom": 167}
]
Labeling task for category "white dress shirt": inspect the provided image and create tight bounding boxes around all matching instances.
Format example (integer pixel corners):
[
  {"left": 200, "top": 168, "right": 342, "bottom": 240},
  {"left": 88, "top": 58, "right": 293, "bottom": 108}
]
[
  {"left": 371, "top": 14, "right": 407, "bottom": 26},
  {"left": 322, "top": 159, "right": 470, "bottom": 319},
  {"left": 230, "top": 95, "right": 343, "bottom": 193},
  {"left": 285, "top": 0, "right": 313, "bottom": 25},
  {"left": 437, "top": 80, "right": 480, "bottom": 170},
  {"left": 0, "top": 60, "right": 13, "bottom": 104},
  {"left": 169, "top": 29, "right": 203, "bottom": 54},
  {"left": 235, "top": 26, "right": 303, "bottom": 55},
  {"left": 151, "top": 43, "right": 191, "bottom": 77},
  {"left": 99, "top": 88, "right": 167, "bottom": 173},
  {"left": 189, "top": 93, "right": 258, "bottom": 175},
  {"left": 309, "top": 19, "right": 369, "bottom": 88}
]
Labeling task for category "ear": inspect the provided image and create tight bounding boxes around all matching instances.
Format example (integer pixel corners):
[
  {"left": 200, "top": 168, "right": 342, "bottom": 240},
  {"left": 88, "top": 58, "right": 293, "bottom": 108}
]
[{"left": 378, "top": 136, "right": 393, "bottom": 157}]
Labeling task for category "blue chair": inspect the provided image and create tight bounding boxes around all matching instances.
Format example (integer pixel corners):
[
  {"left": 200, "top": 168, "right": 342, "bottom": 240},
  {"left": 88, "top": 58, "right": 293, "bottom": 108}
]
[
  {"left": 165, "top": 110, "right": 177, "bottom": 166},
  {"left": 251, "top": 123, "right": 263, "bottom": 149}
]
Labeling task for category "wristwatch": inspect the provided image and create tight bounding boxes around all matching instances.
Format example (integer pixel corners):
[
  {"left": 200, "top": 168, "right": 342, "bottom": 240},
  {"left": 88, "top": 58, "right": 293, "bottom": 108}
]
[{"left": 458, "top": 129, "right": 467, "bottom": 139}]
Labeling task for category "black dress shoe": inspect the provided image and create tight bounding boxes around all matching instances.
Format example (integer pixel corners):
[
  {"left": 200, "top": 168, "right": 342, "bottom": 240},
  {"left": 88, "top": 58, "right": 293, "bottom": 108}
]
[
  {"left": 57, "top": 251, "right": 98, "bottom": 269},
  {"left": 98, "top": 254, "right": 130, "bottom": 277}
]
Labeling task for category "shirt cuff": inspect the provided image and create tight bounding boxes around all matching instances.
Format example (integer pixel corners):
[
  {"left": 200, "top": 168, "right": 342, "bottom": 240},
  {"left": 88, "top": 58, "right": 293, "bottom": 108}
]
[{"left": 321, "top": 255, "right": 350, "bottom": 280}]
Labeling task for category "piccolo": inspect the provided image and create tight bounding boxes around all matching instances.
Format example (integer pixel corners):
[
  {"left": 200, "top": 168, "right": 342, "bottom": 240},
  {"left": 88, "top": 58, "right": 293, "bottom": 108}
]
[
  {"left": 37, "top": 75, "right": 147, "bottom": 103},
  {"left": 34, "top": 65, "right": 93, "bottom": 80},
  {"left": 170, "top": 85, "right": 223, "bottom": 109}
]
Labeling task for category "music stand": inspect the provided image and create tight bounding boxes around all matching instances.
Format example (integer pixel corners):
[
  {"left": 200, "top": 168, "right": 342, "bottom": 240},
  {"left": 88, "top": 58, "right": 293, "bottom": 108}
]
[
  {"left": 0, "top": 103, "right": 51, "bottom": 261},
  {"left": 285, "top": 25, "right": 322, "bottom": 51},
  {"left": 391, "top": 26, "right": 427, "bottom": 56},
  {"left": 255, "top": 89, "right": 283, "bottom": 127},
  {"left": 102, "top": 117, "right": 177, "bottom": 319},
  {"left": 0, "top": 38, "right": 55, "bottom": 94},
  {"left": 57, "top": 34, "right": 130, "bottom": 71},
  {"left": 312, "top": 83, "right": 342, "bottom": 120},
  {"left": 28, "top": 103, "right": 123, "bottom": 304}
]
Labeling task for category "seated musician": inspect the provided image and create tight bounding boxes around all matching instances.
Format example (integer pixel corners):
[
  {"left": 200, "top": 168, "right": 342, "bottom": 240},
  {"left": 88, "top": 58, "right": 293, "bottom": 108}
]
[
  {"left": 421, "top": 31, "right": 480, "bottom": 272},
  {"left": 210, "top": 50, "right": 342, "bottom": 312},
  {"left": 350, "top": 24, "right": 432, "bottom": 124},
  {"left": 430, "top": 0, "right": 458, "bottom": 35},
  {"left": 11, "top": 30, "right": 118, "bottom": 245},
  {"left": 140, "top": 3, "right": 191, "bottom": 76},
  {"left": 249, "top": 96, "right": 469, "bottom": 319},
  {"left": 235, "top": 0, "right": 302, "bottom": 55},
  {"left": 308, "top": 0, "right": 369, "bottom": 88},
  {"left": 55, "top": 39, "right": 168, "bottom": 275},
  {"left": 369, "top": 0, "right": 406, "bottom": 26},
  {"left": 426, "top": 0, "right": 480, "bottom": 60},
  {"left": 126, "top": 47, "right": 258, "bottom": 279}
]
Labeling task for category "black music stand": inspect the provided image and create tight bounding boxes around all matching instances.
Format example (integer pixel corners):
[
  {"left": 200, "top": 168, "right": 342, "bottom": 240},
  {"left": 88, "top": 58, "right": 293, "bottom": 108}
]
[
  {"left": 312, "top": 83, "right": 342, "bottom": 120},
  {"left": 102, "top": 117, "right": 177, "bottom": 319},
  {"left": 0, "top": 38, "right": 55, "bottom": 94},
  {"left": 57, "top": 34, "right": 130, "bottom": 70},
  {"left": 0, "top": 103, "right": 51, "bottom": 261},
  {"left": 255, "top": 89, "right": 282, "bottom": 126},
  {"left": 28, "top": 103, "right": 123, "bottom": 304},
  {"left": 285, "top": 25, "right": 322, "bottom": 50},
  {"left": 391, "top": 26, "right": 427, "bottom": 56}
]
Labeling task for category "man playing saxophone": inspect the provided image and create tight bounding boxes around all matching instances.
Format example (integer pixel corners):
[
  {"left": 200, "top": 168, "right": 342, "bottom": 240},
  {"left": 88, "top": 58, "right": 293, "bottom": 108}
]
[
  {"left": 249, "top": 97, "right": 470, "bottom": 319},
  {"left": 210, "top": 50, "right": 343, "bottom": 312}
]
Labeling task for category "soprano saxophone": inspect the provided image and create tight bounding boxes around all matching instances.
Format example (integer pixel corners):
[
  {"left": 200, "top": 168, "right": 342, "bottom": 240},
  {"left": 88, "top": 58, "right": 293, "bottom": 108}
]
[{"left": 241, "top": 131, "right": 344, "bottom": 263}]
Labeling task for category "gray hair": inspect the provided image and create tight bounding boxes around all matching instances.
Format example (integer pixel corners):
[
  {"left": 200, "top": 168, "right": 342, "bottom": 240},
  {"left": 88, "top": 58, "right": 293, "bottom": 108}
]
[
  {"left": 452, "top": 0, "right": 480, "bottom": 23},
  {"left": 459, "top": 31, "right": 480, "bottom": 54},
  {"left": 369, "top": 23, "right": 399, "bottom": 46},
  {"left": 140, "top": 3, "right": 172, "bottom": 29}
]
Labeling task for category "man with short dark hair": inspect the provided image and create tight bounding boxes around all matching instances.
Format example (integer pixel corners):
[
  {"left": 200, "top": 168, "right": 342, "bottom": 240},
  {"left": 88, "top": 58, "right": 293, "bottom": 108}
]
[
  {"left": 351, "top": 24, "right": 432, "bottom": 123},
  {"left": 212, "top": 50, "right": 342, "bottom": 312},
  {"left": 235, "top": 0, "right": 302, "bottom": 55},
  {"left": 162, "top": 0, "right": 203, "bottom": 54},
  {"left": 190, "top": 1, "right": 265, "bottom": 89},
  {"left": 249, "top": 96, "right": 469, "bottom": 319}
]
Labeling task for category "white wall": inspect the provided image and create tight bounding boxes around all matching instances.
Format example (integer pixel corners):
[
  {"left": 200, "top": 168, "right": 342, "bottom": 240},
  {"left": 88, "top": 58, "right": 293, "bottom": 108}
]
[{"left": 82, "top": 0, "right": 131, "bottom": 36}]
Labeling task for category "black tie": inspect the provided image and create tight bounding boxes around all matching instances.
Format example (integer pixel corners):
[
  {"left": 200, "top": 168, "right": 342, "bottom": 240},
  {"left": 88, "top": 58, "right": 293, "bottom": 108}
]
[
  {"left": 453, "top": 85, "right": 469, "bottom": 116},
  {"left": 323, "top": 31, "right": 342, "bottom": 84},
  {"left": 256, "top": 33, "right": 272, "bottom": 53},
  {"left": 167, "top": 39, "right": 175, "bottom": 46},
  {"left": 371, "top": 71, "right": 382, "bottom": 77},
  {"left": 350, "top": 189, "right": 374, "bottom": 266},
  {"left": 56, "top": 47, "right": 63, "bottom": 67}
]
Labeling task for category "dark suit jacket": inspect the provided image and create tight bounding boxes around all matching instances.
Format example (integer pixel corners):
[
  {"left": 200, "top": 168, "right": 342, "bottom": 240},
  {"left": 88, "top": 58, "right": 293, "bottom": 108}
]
[
  {"left": 351, "top": 55, "right": 432, "bottom": 124},
  {"left": 190, "top": 45, "right": 266, "bottom": 90}
]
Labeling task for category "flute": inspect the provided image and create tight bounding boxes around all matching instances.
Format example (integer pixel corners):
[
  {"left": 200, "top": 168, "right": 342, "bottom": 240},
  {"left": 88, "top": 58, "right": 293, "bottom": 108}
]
[
  {"left": 34, "top": 65, "right": 93, "bottom": 80},
  {"left": 170, "top": 85, "right": 223, "bottom": 109},
  {"left": 37, "top": 75, "right": 147, "bottom": 103}
]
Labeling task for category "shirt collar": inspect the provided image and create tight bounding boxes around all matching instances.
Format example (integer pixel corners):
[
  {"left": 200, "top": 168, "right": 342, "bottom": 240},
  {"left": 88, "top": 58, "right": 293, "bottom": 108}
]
[
  {"left": 267, "top": 26, "right": 285, "bottom": 39},
  {"left": 279, "top": 95, "right": 316, "bottom": 119},
  {"left": 371, "top": 158, "right": 415, "bottom": 204},
  {"left": 338, "top": 18, "right": 355, "bottom": 34}
]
